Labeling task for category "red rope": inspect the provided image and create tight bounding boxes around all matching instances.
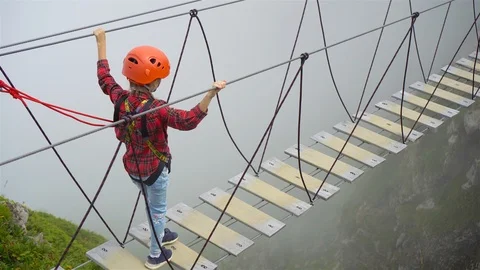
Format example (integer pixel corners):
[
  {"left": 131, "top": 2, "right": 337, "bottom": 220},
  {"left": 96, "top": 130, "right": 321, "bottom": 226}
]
[
  {"left": 16, "top": 89, "right": 112, "bottom": 123},
  {"left": 0, "top": 80, "right": 112, "bottom": 127}
]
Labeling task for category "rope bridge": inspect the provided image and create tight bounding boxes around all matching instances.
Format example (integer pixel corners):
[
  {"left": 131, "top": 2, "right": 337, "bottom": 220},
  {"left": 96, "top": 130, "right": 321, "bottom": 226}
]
[{"left": 0, "top": 0, "right": 479, "bottom": 269}]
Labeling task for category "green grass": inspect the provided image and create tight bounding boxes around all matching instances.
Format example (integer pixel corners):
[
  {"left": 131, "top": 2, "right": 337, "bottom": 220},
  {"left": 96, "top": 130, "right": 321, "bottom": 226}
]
[{"left": 0, "top": 196, "right": 105, "bottom": 270}]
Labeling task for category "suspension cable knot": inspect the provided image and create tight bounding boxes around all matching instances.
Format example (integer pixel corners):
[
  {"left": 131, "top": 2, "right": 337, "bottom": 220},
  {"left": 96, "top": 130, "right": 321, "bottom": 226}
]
[
  {"left": 300, "top": 52, "right": 309, "bottom": 62},
  {"left": 412, "top": 11, "right": 419, "bottom": 19},
  {"left": 189, "top": 9, "right": 198, "bottom": 17},
  {"left": 121, "top": 114, "right": 134, "bottom": 125}
]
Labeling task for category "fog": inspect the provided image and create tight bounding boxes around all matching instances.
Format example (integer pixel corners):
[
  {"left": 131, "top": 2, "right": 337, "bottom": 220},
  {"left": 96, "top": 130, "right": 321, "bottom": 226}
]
[{"left": 1, "top": 0, "right": 478, "bottom": 269}]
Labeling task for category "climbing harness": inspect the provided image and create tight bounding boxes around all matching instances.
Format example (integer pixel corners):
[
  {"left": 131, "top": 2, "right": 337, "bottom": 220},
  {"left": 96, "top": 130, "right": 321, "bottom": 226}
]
[{"left": 114, "top": 94, "right": 171, "bottom": 186}]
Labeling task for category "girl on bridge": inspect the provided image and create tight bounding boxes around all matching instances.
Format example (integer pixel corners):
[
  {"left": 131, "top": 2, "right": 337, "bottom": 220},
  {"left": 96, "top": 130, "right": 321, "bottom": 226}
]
[{"left": 93, "top": 27, "right": 226, "bottom": 269}]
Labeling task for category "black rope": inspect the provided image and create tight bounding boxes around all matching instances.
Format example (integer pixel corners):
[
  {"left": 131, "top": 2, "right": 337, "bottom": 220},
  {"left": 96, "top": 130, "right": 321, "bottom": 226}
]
[
  {"left": 406, "top": 9, "right": 480, "bottom": 140},
  {"left": 166, "top": 14, "right": 194, "bottom": 102},
  {"left": 190, "top": 55, "right": 309, "bottom": 270},
  {"left": 54, "top": 141, "right": 122, "bottom": 270},
  {"left": 257, "top": 0, "right": 308, "bottom": 174},
  {"left": 426, "top": 2, "right": 451, "bottom": 79},
  {"left": 0, "top": 0, "right": 201, "bottom": 50},
  {"left": 400, "top": 15, "right": 417, "bottom": 143},
  {"left": 0, "top": 66, "right": 123, "bottom": 245},
  {"left": 122, "top": 190, "right": 141, "bottom": 243},
  {"left": 192, "top": 9, "right": 258, "bottom": 174},
  {"left": 354, "top": 0, "right": 392, "bottom": 122},
  {"left": 126, "top": 117, "right": 175, "bottom": 270},
  {"left": 0, "top": 0, "right": 245, "bottom": 58},
  {"left": 315, "top": 0, "right": 353, "bottom": 122},
  {"left": 474, "top": 0, "right": 479, "bottom": 45},
  {"left": 296, "top": 53, "right": 313, "bottom": 204},
  {"left": 408, "top": 0, "right": 427, "bottom": 83},
  {"left": 313, "top": 14, "right": 417, "bottom": 200}
]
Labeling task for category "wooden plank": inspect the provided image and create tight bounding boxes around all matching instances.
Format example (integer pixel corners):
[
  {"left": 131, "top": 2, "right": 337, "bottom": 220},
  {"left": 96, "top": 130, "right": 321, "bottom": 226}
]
[
  {"left": 311, "top": 131, "right": 385, "bottom": 167},
  {"left": 227, "top": 173, "right": 312, "bottom": 217},
  {"left": 441, "top": 65, "right": 480, "bottom": 84},
  {"left": 166, "top": 203, "right": 254, "bottom": 256},
  {"left": 375, "top": 100, "right": 443, "bottom": 129},
  {"left": 260, "top": 157, "right": 340, "bottom": 200},
  {"left": 409, "top": 81, "right": 474, "bottom": 107},
  {"left": 469, "top": 51, "right": 480, "bottom": 59},
  {"left": 456, "top": 57, "right": 480, "bottom": 72},
  {"left": 199, "top": 187, "right": 285, "bottom": 237},
  {"left": 333, "top": 121, "right": 407, "bottom": 154},
  {"left": 353, "top": 112, "right": 423, "bottom": 142},
  {"left": 129, "top": 222, "right": 217, "bottom": 270},
  {"left": 428, "top": 73, "right": 480, "bottom": 97},
  {"left": 391, "top": 91, "right": 459, "bottom": 118},
  {"left": 284, "top": 144, "right": 363, "bottom": 182},
  {"left": 86, "top": 240, "right": 145, "bottom": 270}
]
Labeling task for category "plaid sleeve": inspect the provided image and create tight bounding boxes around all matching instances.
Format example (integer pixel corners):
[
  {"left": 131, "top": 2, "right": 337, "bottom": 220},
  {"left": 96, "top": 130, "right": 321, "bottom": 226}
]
[
  {"left": 97, "top": 59, "right": 128, "bottom": 104},
  {"left": 158, "top": 103, "right": 208, "bottom": 131}
]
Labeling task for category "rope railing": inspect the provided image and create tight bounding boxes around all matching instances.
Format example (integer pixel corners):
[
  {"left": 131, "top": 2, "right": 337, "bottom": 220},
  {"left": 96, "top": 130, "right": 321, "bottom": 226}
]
[
  {"left": 0, "top": 0, "right": 202, "bottom": 50},
  {"left": 0, "top": 0, "right": 475, "bottom": 269},
  {"left": 0, "top": 0, "right": 246, "bottom": 57},
  {"left": 0, "top": 0, "right": 455, "bottom": 168}
]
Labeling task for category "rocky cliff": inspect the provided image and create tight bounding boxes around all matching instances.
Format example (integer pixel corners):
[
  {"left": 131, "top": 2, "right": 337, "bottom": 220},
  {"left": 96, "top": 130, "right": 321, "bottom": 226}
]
[{"left": 321, "top": 99, "right": 480, "bottom": 269}]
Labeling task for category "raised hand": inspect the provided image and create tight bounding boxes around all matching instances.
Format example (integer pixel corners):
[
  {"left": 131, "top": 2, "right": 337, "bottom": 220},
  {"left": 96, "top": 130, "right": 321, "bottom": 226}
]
[
  {"left": 93, "top": 28, "right": 106, "bottom": 45},
  {"left": 93, "top": 28, "right": 106, "bottom": 60}
]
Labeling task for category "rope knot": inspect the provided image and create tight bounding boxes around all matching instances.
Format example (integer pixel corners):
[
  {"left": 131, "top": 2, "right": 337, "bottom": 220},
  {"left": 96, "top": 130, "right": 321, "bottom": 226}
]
[
  {"left": 0, "top": 81, "right": 21, "bottom": 100},
  {"left": 189, "top": 9, "right": 198, "bottom": 17},
  {"left": 9, "top": 88, "right": 21, "bottom": 100},
  {"left": 300, "top": 52, "right": 309, "bottom": 63},
  {"left": 412, "top": 11, "right": 419, "bottom": 19}
]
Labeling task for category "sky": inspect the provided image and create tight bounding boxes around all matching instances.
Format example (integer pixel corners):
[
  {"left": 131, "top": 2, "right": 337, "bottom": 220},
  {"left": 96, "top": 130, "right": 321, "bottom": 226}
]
[{"left": 0, "top": 0, "right": 479, "bottom": 268}]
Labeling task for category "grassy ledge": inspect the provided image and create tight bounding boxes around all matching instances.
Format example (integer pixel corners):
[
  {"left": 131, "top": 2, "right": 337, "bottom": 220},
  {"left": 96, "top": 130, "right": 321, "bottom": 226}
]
[{"left": 0, "top": 195, "right": 105, "bottom": 270}]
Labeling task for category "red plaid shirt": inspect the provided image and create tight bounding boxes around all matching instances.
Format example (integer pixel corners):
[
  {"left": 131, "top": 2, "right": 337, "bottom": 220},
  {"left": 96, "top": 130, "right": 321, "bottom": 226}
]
[{"left": 97, "top": 59, "right": 208, "bottom": 177}]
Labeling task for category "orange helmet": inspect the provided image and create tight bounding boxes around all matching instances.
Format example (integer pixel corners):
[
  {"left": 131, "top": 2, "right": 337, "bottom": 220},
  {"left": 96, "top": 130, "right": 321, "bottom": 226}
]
[{"left": 122, "top": 45, "right": 170, "bottom": 85}]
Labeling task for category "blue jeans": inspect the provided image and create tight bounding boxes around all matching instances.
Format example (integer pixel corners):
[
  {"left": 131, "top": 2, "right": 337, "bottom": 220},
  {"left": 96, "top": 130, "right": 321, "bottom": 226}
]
[{"left": 130, "top": 166, "right": 169, "bottom": 257}]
